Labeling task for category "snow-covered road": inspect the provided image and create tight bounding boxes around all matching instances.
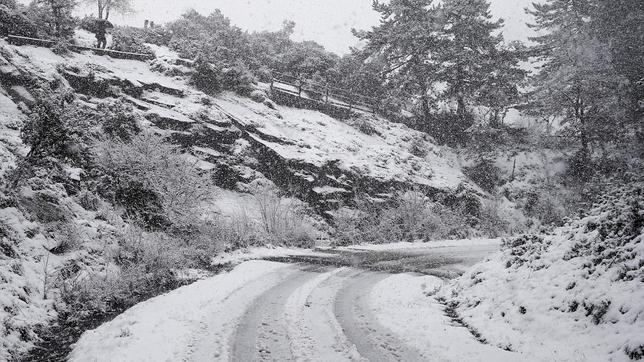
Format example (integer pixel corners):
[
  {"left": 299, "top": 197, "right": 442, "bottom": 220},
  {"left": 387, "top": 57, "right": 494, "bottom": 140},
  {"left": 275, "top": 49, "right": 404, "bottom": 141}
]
[{"left": 70, "top": 243, "right": 521, "bottom": 361}]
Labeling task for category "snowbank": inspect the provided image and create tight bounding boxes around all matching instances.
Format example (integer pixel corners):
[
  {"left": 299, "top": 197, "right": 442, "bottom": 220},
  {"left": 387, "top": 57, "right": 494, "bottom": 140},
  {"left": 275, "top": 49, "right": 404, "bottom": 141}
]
[
  {"left": 442, "top": 184, "right": 644, "bottom": 361},
  {"left": 370, "top": 273, "right": 520, "bottom": 361}
]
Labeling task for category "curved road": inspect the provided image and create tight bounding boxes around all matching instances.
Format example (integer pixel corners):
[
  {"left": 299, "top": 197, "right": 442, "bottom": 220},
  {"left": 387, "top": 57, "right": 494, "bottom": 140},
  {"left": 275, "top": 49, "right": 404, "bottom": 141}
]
[
  {"left": 70, "top": 242, "right": 517, "bottom": 361},
  {"left": 223, "top": 243, "right": 509, "bottom": 362}
]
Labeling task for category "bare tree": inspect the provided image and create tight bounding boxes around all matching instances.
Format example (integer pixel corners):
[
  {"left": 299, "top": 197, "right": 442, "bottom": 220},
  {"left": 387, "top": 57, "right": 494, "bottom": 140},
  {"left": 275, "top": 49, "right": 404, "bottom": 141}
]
[{"left": 84, "top": 0, "right": 132, "bottom": 20}]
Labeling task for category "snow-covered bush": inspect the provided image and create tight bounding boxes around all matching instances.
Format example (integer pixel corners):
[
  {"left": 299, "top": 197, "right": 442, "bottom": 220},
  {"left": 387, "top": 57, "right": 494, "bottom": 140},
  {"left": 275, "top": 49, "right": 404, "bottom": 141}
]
[
  {"left": 95, "top": 99, "right": 141, "bottom": 141},
  {"left": 109, "top": 27, "right": 154, "bottom": 56},
  {"left": 93, "top": 133, "right": 215, "bottom": 230},
  {"left": 252, "top": 184, "right": 316, "bottom": 247},
  {"left": 347, "top": 115, "right": 379, "bottom": 136},
  {"left": 250, "top": 89, "right": 266, "bottom": 103},
  {"left": 464, "top": 159, "right": 502, "bottom": 193},
  {"left": 21, "top": 89, "right": 95, "bottom": 166},
  {"left": 333, "top": 192, "right": 476, "bottom": 245},
  {"left": 0, "top": 3, "right": 38, "bottom": 37},
  {"left": 442, "top": 181, "right": 644, "bottom": 360},
  {"left": 191, "top": 57, "right": 256, "bottom": 96}
]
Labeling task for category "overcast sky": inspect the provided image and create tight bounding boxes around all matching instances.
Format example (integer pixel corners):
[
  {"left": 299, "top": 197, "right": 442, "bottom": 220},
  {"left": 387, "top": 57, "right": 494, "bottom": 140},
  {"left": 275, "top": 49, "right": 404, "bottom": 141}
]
[{"left": 74, "top": 0, "right": 537, "bottom": 55}]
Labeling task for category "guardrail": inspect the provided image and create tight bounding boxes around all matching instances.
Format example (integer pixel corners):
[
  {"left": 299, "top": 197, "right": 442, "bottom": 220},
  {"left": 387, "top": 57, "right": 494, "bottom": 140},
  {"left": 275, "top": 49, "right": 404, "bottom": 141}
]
[
  {"left": 6, "top": 35, "right": 155, "bottom": 61},
  {"left": 270, "top": 72, "right": 378, "bottom": 114}
]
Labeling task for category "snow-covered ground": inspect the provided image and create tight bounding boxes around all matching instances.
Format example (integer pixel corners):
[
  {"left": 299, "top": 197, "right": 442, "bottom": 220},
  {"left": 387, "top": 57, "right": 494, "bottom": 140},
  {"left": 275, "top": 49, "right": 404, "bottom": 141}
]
[
  {"left": 211, "top": 245, "right": 332, "bottom": 266},
  {"left": 337, "top": 237, "right": 502, "bottom": 252},
  {"left": 69, "top": 261, "right": 292, "bottom": 361},
  {"left": 70, "top": 260, "right": 521, "bottom": 361},
  {"left": 442, "top": 184, "right": 644, "bottom": 361},
  {"left": 213, "top": 92, "right": 473, "bottom": 191},
  {"left": 371, "top": 274, "right": 519, "bottom": 361}
]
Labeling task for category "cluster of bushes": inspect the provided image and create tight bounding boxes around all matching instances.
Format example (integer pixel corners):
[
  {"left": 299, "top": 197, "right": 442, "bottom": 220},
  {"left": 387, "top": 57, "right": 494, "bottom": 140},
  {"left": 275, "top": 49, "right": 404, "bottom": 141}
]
[
  {"left": 0, "top": 0, "right": 76, "bottom": 39},
  {"left": 191, "top": 57, "right": 255, "bottom": 96},
  {"left": 107, "top": 27, "right": 155, "bottom": 56},
  {"left": 333, "top": 191, "right": 483, "bottom": 245}
]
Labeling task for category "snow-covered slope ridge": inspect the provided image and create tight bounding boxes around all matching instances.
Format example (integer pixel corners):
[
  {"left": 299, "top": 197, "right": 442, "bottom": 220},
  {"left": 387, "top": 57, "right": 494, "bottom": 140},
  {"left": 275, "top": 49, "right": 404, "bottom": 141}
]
[
  {"left": 0, "top": 40, "right": 479, "bottom": 214},
  {"left": 442, "top": 183, "right": 644, "bottom": 361}
]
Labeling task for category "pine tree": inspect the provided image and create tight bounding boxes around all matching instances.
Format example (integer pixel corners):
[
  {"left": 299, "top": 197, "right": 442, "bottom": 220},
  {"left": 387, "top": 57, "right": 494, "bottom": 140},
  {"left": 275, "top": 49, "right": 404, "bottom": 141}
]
[
  {"left": 590, "top": 0, "right": 644, "bottom": 128},
  {"left": 437, "top": 0, "right": 506, "bottom": 130},
  {"left": 356, "top": 0, "right": 524, "bottom": 145},
  {"left": 526, "top": 0, "right": 627, "bottom": 178},
  {"left": 355, "top": 0, "right": 443, "bottom": 125},
  {"left": 28, "top": 0, "right": 77, "bottom": 38}
]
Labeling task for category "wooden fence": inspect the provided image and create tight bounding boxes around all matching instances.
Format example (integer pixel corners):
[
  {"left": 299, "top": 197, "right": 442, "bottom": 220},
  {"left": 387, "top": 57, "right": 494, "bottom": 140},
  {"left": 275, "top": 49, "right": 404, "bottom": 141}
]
[
  {"left": 6, "top": 35, "right": 155, "bottom": 61},
  {"left": 270, "top": 72, "right": 378, "bottom": 114}
]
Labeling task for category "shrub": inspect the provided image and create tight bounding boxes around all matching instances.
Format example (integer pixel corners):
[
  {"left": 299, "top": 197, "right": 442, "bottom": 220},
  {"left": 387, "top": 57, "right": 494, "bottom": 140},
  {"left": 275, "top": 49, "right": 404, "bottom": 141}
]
[
  {"left": 93, "top": 133, "right": 215, "bottom": 230},
  {"left": 464, "top": 159, "right": 502, "bottom": 193},
  {"left": 25, "top": 0, "right": 76, "bottom": 39},
  {"left": 409, "top": 138, "right": 428, "bottom": 158},
  {"left": 333, "top": 192, "right": 475, "bottom": 245},
  {"left": 250, "top": 90, "right": 266, "bottom": 103},
  {"left": 348, "top": 116, "right": 379, "bottom": 136},
  {"left": 0, "top": 4, "right": 38, "bottom": 37},
  {"left": 51, "top": 39, "right": 72, "bottom": 56},
  {"left": 20, "top": 89, "right": 97, "bottom": 166},
  {"left": 109, "top": 27, "right": 155, "bottom": 56},
  {"left": 477, "top": 198, "right": 510, "bottom": 237},
  {"left": 96, "top": 99, "right": 141, "bottom": 141},
  {"left": 49, "top": 221, "right": 83, "bottom": 253},
  {"left": 523, "top": 186, "right": 577, "bottom": 226},
  {"left": 252, "top": 184, "right": 315, "bottom": 247},
  {"left": 75, "top": 189, "right": 101, "bottom": 211},
  {"left": 57, "top": 228, "right": 184, "bottom": 326},
  {"left": 191, "top": 57, "right": 256, "bottom": 96}
]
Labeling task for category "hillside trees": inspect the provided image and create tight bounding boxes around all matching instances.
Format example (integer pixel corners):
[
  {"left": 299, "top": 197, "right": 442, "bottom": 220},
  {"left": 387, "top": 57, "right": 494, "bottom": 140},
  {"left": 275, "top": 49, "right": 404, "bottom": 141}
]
[
  {"left": 526, "top": 0, "right": 642, "bottom": 180},
  {"left": 590, "top": 0, "right": 644, "bottom": 135},
  {"left": 356, "top": 0, "right": 525, "bottom": 145},
  {"left": 27, "top": 0, "right": 77, "bottom": 38}
]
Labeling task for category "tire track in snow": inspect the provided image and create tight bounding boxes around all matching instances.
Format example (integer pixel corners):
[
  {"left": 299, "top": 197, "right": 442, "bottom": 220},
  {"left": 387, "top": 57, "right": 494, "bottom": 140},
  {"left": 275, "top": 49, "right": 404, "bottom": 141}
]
[
  {"left": 334, "top": 271, "right": 427, "bottom": 362},
  {"left": 231, "top": 267, "right": 322, "bottom": 361},
  {"left": 185, "top": 265, "right": 298, "bottom": 361},
  {"left": 284, "top": 267, "right": 364, "bottom": 361}
]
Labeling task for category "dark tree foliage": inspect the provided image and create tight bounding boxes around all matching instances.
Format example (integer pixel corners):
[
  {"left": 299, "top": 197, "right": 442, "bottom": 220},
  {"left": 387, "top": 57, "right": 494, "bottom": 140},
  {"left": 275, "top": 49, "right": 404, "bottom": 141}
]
[
  {"left": 356, "top": 0, "right": 525, "bottom": 145},
  {"left": 0, "top": 1, "right": 38, "bottom": 37},
  {"left": 27, "top": 0, "right": 77, "bottom": 39},
  {"left": 21, "top": 90, "right": 91, "bottom": 163},
  {"left": 526, "top": 0, "right": 643, "bottom": 180}
]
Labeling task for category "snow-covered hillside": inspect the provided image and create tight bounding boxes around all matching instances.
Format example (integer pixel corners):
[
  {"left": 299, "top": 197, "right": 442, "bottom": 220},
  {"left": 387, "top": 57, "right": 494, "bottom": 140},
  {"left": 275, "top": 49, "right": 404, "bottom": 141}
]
[
  {"left": 442, "top": 183, "right": 644, "bottom": 361},
  {"left": 0, "top": 39, "right": 479, "bottom": 216}
]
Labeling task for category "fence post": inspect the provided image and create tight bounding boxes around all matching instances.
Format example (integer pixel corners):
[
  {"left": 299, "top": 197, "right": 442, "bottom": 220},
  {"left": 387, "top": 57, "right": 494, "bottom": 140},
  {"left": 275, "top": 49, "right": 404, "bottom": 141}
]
[
  {"left": 325, "top": 87, "right": 329, "bottom": 104},
  {"left": 298, "top": 79, "right": 303, "bottom": 99}
]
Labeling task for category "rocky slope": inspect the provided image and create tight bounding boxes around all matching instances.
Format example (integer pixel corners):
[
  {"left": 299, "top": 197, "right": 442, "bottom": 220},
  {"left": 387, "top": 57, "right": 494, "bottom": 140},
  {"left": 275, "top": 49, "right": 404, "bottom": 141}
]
[{"left": 0, "top": 39, "right": 484, "bottom": 358}]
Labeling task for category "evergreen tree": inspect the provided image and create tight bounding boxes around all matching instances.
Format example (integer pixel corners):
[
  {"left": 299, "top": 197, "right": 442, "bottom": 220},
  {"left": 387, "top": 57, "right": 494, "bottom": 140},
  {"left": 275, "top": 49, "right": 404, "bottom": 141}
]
[
  {"left": 356, "top": 0, "right": 524, "bottom": 145},
  {"left": 28, "top": 0, "right": 77, "bottom": 38},
  {"left": 437, "top": 0, "right": 507, "bottom": 131},
  {"left": 354, "top": 0, "right": 443, "bottom": 126},
  {"left": 526, "top": 0, "right": 627, "bottom": 178},
  {"left": 590, "top": 0, "right": 644, "bottom": 128}
]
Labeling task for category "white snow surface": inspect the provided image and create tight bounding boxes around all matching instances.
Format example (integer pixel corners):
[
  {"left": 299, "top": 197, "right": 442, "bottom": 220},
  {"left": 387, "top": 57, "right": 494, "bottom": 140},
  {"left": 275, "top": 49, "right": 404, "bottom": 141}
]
[
  {"left": 442, "top": 186, "right": 644, "bottom": 361},
  {"left": 338, "top": 238, "right": 502, "bottom": 252},
  {"left": 212, "top": 92, "right": 473, "bottom": 191},
  {"left": 370, "top": 273, "right": 521, "bottom": 361},
  {"left": 69, "top": 261, "right": 292, "bottom": 362}
]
